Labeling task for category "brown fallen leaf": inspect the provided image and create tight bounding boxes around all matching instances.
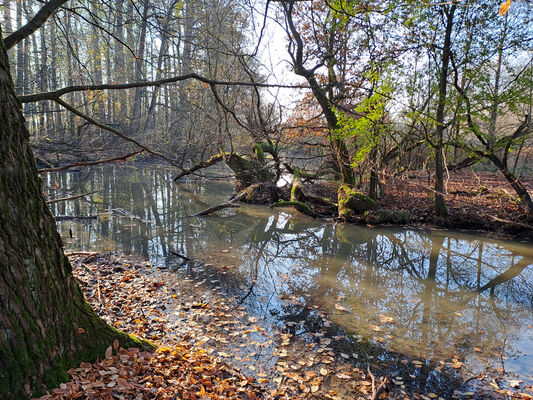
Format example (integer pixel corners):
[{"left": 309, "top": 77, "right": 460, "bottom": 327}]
[
  {"left": 104, "top": 346, "right": 112, "bottom": 360},
  {"left": 335, "top": 303, "right": 348, "bottom": 312}
]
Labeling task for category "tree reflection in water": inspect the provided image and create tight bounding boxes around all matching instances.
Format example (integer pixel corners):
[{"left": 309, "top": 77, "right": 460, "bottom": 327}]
[{"left": 47, "top": 165, "right": 533, "bottom": 382}]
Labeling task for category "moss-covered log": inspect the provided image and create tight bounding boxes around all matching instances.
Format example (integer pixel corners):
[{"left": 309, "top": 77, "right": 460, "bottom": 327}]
[
  {"left": 338, "top": 184, "right": 379, "bottom": 221},
  {"left": 361, "top": 209, "right": 411, "bottom": 225},
  {"left": 0, "top": 29, "right": 151, "bottom": 400},
  {"left": 225, "top": 153, "right": 275, "bottom": 191},
  {"left": 270, "top": 170, "right": 336, "bottom": 218},
  {"left": 283, "top": 163, "right": 340, "bottom": 182},
  {"left": 241, "top": 182, "right": 287, "bottom": 204},
  {"left": 271, "top": 200, "right": 316, "bottom": 217}
]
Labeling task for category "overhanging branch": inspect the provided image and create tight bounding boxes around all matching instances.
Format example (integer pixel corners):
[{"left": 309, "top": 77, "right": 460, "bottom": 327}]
[
  {"left": 54, "top": 98, "right": 181, "bottom": 168},
  {"left": 3, "top": 0, "right": 70, "bottom": 50},
  {"left": 19, "top": 74, "right": 312, "bottom": 104},
  {"left": 38, "top": 150, "right": 144, "bottom": 174}
]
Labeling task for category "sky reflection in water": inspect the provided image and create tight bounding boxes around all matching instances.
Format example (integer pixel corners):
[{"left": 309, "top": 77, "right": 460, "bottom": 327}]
[{"left": 47, "top": 166, "right": 533, "bottom": 382}]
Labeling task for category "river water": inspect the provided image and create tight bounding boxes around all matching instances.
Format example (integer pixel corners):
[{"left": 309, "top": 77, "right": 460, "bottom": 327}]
[{"left": 46, "top": 165, "right": 533, "bottom": 392}]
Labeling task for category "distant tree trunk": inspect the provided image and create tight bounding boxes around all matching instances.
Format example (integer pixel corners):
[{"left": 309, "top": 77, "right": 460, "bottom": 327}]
[
  {"left": 3, "top": 0, "right": 13, "bottom": 34},
  {"left": 15, "top": 0, "right": 23, "bottom": 95},
  {"left": 0, "top": 25, "right": 146, "bottom": 399},
  {"left": 40, "top": 15, "right": 50, "bottom": 139},
  {"left": 178, "top": 0, "right": 194, "bottom": 141},
  {"left": 125, "top": 0, "right": 135, "bottom": 116},
  {"left": 145, "top": 2, "right": 174, "bottom": 132},
  {"left": 433, "top": 4, "right": 456, "bottom": 220},
  {"left": 50, "top": 20, "right": 65, "bottom": 141},
  {"left": 115, "top": 0, "right": 127, "bottom": 120},
  {"left": 65, "top": 12, "right": 76, "bottom": 137},
  {"left": 90, "top": 2, "right": 104, "bottom": 119},
  {"left": 132, "top": 0, "right": 149, "bottom": 132}
]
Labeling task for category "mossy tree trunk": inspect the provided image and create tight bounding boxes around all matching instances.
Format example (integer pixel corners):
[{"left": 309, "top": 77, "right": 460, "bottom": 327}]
[{"left": 0, "top": 26, "right": 146, "bottom": 399}]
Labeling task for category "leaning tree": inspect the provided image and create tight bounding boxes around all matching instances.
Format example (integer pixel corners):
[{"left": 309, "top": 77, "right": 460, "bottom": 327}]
[{"left": 0, "top": 19, "right": 149, "bottom": 400}]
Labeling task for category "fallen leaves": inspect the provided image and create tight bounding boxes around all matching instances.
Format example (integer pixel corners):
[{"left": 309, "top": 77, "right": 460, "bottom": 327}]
[
  {"left": 35, "top": 345, "right": 262, "bottom": 399},
  {"left": 39, "top": 253, "right": 531, "bottom": 400},
  {"left": 334, "top": 303, "right": 348, "bottom": 312}
]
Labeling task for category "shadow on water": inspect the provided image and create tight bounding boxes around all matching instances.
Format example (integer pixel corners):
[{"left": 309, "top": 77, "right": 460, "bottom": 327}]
[{"left": 47, "top": 165, "right": 533, "bottom": 395}]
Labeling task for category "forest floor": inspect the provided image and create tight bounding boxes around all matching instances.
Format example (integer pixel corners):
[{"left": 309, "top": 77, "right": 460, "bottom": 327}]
[
  {"left": 35, "top": 253, "right": 533, "bottom": 400},
  {"left": 307, "top": 170, "right": 533, "bottom": 240}
]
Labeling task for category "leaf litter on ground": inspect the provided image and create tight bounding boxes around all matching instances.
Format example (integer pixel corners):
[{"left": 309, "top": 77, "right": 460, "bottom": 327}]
[{"left": 34, "top": 253, "right": 533, "bottom": 400}]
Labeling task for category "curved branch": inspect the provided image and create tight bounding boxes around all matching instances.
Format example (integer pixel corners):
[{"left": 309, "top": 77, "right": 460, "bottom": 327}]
[
  {"left": 3, "top": 0, "right": 70, "bottom": 50},
  {"left": 54, "top": 98, "right": 180, "bottom": 168},
  {"left": 38, "top": 150, "right": 144, "bottom": 173},
  {"left": 19, "top": 74, "right": 312, "bottom": 104},
  {"left": 173, "top": 154, "right": 226, "bottom": 181}
]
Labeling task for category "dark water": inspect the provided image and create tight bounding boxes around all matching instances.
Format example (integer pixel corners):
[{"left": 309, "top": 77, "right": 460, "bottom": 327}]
[{"left": 46, "top": 165, "right": 533, "bottom": 388}]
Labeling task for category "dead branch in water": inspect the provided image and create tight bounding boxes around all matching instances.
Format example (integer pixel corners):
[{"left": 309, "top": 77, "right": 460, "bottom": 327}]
[
  {"left": 191, "top": 185, "right": 255, "bottom": 217},
  {"left": 47, "top": 191, "right": 98, "bottom": 204}
]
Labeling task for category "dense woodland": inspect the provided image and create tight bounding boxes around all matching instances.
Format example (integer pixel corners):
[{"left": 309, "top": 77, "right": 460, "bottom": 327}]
[
  {"left": 1, "top": 0, "right": 533, "bottom": 399},
  {"left": 3, "top": 0, "right": 532, "bottom": 228}
]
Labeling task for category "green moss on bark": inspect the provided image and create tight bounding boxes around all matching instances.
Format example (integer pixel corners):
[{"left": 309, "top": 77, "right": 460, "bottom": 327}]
[
  {"left": 271, "top": 200, "right": 316, "bottom": 217},
  {"left": 338, "top": 184, "right": 378, "bottom": 221}
]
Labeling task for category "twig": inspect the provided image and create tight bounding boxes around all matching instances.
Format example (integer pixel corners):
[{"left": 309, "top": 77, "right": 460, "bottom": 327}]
[
  {"left": 77, "top": 257, "right": 103, "bottom": 305},
  {"left": 47, "top": 191, "right": 97, "bottom": 204},
  {"left": 38, "top": 150, "right": 143, "bottom": 173},
  {"left": 65, "top": 251, "right": 99, "bottom": 257},
  {"left": 170, "top": 251, "right": 191, "bottom": 262},
  {"left": 367, "top": 366, "right": 376, "bottom": 395},
  {"left": 367, "top": 366, "right": 389, "bottom": 400},
  {"left": 483, "top": 213, "right": 533, "bottom": 230}
]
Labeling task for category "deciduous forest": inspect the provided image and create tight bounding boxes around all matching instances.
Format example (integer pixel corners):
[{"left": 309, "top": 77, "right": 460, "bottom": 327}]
[{"left": 0, "top": 0, "right": 532, "bottom": 399}]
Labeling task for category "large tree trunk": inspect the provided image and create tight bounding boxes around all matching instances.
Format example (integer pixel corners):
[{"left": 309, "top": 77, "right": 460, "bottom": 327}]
[{"left": 0, "top": 26, "right": 146, "bottom": 399}]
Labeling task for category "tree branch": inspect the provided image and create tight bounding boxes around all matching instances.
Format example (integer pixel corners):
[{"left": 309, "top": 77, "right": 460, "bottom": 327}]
[
  {"left": 47, "top": 191, "right": 97, "bottom": 204},
  {"left": 3, "top": 0, "right": 70, "bottom": 50},
  {"left": 19, "top": 74, "right": 312, "bottom": 104},
  {"left": 38, "top": 150, "right": 144, "bottom": 173},
  {"left": 53, "top": 98, "right": 181, "bottom": 168},
  {"left": 173, "top": 153, "right": 233, "bottom": 181}
]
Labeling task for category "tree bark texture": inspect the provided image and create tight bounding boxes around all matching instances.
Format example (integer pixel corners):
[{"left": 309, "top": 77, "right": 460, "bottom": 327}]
[{"left": 0, "top": 25, "right": 146, "bottom": 399}]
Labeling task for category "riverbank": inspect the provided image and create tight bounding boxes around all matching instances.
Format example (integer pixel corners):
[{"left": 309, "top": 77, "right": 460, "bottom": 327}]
[
  {"left": 43, "top": 157, "right": 533, "bottom": 239},
  {"left": 299, "top": 170, "right": 533, "bottom": 240},
  {"left": 36, "top": 253, "right": 533, "bottom": 399}
]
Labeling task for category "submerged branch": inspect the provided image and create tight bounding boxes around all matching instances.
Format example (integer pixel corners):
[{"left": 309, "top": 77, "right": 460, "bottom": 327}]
[
  {"left": 47, "top": 191, "right": 98, "bottom": 204},
  {"left": 193, "top": 203, "right": 241, "bottom": 217}
]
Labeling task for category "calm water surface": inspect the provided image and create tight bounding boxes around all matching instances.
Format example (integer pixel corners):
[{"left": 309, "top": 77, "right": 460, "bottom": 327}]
[{"left": 46, "top": 165, "right": 533, "bottom": 386}]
